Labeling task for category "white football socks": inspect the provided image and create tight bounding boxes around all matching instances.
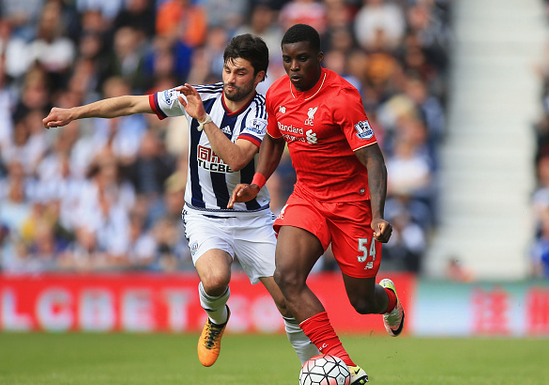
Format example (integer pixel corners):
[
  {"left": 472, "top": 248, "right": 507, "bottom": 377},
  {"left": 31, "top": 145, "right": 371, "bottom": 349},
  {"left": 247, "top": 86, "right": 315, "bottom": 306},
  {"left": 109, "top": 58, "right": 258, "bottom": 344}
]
[
  {"left": 198, "top": 281, "right": 230, "bottom": 325},
  {"left": 283, "top": 316, "right": 320, "bottom": 365}
]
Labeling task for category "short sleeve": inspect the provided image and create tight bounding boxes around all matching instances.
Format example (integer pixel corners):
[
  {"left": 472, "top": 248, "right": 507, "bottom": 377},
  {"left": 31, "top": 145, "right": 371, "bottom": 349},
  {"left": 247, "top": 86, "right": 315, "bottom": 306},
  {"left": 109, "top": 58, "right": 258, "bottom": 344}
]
[
  {"left": 149, "top": 88, "right": 187, "bottom": 120},
  {"left": 332, "top": 87, "right": 377, "bottom": 151},
  {"left": 238, "top": 115, "right": 268, "bottom": 147}
]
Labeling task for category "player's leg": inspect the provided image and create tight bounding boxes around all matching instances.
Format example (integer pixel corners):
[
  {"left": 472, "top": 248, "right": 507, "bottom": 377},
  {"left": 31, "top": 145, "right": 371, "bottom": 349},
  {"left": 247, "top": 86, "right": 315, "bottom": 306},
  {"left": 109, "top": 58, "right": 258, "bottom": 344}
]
[
  {"left": 194, "top": 249, "right": 233, "bottom": 367},
  {"left": 259, "top": 276, "right": 319, "bottom": 364},
  {"left": 233, "top": 210, "right": 318, "bottom": 364},
  {"left": 342, "top": 274, "right": 404, "bottom": 335},
  {"left": 329, "top": 200, "right": 405, "bottom": 335},
  {"left": 274, "top": 225, "right": 358, "bottom": 370},
  {"left": 195, "top": 249, "right": 233, "bottom": 323},
  {"left": 184, "top": 209, "right": 234, "bottom": 367},
  {"left": 342, "top": 275, "right": 389, "bottom": 314}
]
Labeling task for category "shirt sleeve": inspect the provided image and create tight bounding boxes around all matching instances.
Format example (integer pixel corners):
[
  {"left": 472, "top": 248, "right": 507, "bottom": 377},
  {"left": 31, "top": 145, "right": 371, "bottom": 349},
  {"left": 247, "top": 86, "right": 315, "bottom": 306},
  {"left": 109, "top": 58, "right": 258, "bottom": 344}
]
[
  {"left": 148, "top": 88, "right": 187, "bottom": 120},
  {"left": 238, "top": 114, "right": 267, "bottom": 147},
  {"left": 332, "top": 87, "right": 377, "bottom": 151}
]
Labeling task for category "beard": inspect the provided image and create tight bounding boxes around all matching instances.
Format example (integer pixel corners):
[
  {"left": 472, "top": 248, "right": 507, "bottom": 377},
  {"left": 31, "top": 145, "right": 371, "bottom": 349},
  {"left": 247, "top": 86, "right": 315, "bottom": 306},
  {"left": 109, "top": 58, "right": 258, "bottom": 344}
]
[{"left": 223, "top": 81, "right": 255, "bottom": 102}]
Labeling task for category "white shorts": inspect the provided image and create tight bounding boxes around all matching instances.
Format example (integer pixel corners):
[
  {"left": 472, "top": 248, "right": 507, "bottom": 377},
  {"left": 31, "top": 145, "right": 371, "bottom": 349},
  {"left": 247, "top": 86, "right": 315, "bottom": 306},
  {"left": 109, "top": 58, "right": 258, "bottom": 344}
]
[{"left": 182, "top": 205, "right": 277, "bottom": 284}]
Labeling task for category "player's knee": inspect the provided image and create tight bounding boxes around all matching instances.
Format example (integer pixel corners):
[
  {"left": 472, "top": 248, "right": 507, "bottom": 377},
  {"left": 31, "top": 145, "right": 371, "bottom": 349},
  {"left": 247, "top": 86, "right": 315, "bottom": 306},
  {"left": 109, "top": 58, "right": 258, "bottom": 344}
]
[
  {"left": 273, "top": 268, "right": 304, "bottom": 294},
  {"left": 201, "top": 274, "right": 230, "bottom": 296},
  {"left": 349, "top": 297, "right": 378, "bottom": 315}
]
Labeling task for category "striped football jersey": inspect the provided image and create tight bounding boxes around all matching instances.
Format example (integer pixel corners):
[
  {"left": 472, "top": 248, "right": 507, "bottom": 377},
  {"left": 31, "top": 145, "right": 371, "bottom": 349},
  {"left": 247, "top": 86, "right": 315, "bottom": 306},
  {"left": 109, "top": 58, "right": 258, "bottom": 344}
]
[{"left": 149, "top": 82, "right": 271, "bottom": 214}]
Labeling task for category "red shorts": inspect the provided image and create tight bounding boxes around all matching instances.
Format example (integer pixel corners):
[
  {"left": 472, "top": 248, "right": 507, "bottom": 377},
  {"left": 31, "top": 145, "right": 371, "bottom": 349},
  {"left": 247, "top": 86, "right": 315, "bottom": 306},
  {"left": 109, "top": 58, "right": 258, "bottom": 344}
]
[{"left": 273, "top": 188, "right": 382, "bottom": 278}]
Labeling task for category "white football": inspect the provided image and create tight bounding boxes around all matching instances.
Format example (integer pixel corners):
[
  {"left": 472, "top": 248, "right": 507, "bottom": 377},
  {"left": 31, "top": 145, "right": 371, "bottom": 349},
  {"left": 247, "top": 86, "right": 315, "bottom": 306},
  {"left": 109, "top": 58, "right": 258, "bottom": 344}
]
[{"left": 299, "top": 354, "right": 351, "bottom": 385}]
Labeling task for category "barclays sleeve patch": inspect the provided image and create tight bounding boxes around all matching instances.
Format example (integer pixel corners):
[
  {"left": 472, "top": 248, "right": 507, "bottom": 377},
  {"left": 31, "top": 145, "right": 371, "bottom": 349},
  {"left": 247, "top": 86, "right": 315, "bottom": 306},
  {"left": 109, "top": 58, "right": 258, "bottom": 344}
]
[
  {"left": 246, "top": 118, "right": 267, "bottom": 135},
  {"left": 354, "top": 120, "right": 374, "bottom": 140},
  {"left": 163, "top": 88, "right": 180, "bottom": 106}
]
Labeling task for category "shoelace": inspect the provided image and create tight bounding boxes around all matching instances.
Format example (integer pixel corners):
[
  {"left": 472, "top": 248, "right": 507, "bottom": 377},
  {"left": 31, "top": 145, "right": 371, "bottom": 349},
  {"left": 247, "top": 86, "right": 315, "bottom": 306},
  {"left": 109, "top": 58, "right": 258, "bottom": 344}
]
[{"left": 204, "top": 323, "right": 223, "bottom": 349}]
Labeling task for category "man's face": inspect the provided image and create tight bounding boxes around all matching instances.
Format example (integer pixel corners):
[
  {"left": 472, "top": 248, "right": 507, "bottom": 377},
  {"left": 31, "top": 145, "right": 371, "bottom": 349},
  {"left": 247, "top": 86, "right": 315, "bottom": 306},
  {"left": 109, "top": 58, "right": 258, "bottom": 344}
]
[
  {"left": 282, "top": 41, "right": 323, "bottom": 92},
  {"left": 222, "top": 57, "right": 263, "bottom": 102}
]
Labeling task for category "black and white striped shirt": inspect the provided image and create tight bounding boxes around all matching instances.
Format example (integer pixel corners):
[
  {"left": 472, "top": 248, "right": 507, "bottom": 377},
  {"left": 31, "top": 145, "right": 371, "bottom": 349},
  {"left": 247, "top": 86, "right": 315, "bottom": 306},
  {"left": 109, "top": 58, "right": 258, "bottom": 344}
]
[{"left": 150, "top": 83, "right": 271, "bottom": 214}]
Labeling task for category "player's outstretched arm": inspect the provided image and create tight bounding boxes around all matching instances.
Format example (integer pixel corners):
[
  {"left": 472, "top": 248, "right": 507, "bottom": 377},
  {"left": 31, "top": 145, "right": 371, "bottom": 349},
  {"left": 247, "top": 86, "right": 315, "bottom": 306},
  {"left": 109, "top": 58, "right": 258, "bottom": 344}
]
[
  {"left": 42, "top": 95, "right": 152, "bottom": 129},
  {"left": 355, "top": 143, "right": 393, "bottom": 243}
]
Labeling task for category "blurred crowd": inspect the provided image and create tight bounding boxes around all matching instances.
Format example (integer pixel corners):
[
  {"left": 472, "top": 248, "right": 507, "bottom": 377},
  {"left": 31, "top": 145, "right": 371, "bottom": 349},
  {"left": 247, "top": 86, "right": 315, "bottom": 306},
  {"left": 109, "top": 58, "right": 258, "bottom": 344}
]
[
  {"left": 0, "top": 0, "right": 453, "bottom": 274},
  {"left": 530, "top": 16, "right": 549, "bottom": 279}
]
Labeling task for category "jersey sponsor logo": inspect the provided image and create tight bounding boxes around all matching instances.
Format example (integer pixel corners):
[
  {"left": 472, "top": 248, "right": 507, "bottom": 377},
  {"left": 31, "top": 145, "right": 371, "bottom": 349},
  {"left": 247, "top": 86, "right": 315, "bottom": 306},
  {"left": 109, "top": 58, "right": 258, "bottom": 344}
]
[
  {"left": 278, "top": 122, "right": 303, "bottom": 135},
  {"left": 277, "top": 122, "right": 318, "bottom": 144},
  {"left": 304, "top": 106, "right": 318, "bottom": 126},
  {"left": 247, "top": 118, "right": 267, "bottom": 135},
  {"left": 306, "top": 129, "right": 317, "bottom": 144},
  {"left": 197, "top": 145, "right": 234, "bottom": 174},
  {"left": 355, "top": 120, "right": 374, "bottom": 139}
]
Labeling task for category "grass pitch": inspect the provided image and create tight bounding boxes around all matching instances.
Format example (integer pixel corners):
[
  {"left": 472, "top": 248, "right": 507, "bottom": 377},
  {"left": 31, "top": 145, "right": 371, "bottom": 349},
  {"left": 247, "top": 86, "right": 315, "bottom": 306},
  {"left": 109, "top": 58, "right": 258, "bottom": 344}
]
[{"left": 0, "top": 333, "right": 547, "bottom": 385}]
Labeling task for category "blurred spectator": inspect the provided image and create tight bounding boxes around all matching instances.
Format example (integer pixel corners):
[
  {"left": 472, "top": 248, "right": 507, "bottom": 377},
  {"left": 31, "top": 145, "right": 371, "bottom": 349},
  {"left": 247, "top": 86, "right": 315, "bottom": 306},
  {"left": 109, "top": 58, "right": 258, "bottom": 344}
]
[
  {"left": 530, "top": 206, "right": 549, "bottom": 278},
  {"left": 382, "top": 209, "right": 426, "bottom": 273},
  {"left": 405, "top": 1, "right": 451, "bottom": 78},
  {"left": 0, "top": 0, "right": 43, "bottom": 41},
  {"left": 72, "top": 148, "right": 135, "bottom": 262},
  {"left": 405, "top": 75, "right": 444, "bottom": 132},
  {"left": 386, "top": 138, "right": 432, "bottom": 198},
  {"left": 123, "top": 130, "right": 174, "bottom": 195},
  {"left": 0, "top": 19, "right": 33, "bottom": 80},
  {"left": 76, "top": 0, "right": 124, "bottom": 22},
  {"left": 0, "top": 174, "right": 32, "bottom": 239},
  {"left": 353, "top": 0, "right": 406, "bottom": 52},
  {"left": 27, "top": 0, "right": 76, "bottom": 93},
  {"left": 113, "top": 0, "right": 156, "bottom": 40},
  {"left": 142, "top": 35, "right": 193, "bottom": 89},
  {"left": 204, "top": 0, "right": 249, "bottom": 32},
  {"left": 121, "top": 129, "right": 176, "bottom": 223},
  {"left": 532, "top": 155, "right": 549, "bottom": 234},
  {"left": 323, "top": 49, "right": 362, "bottom": 92},
  {"left": 57, "top": 225, "right": 109, "bottom": 271},
  {"left": 278, "top": 0, "right": 327, "bottom": 35},
  {"left": 156, "top": 0, "right": 207, "bottom": 49},
  {"left": 0, "top": 59, "right": 14, "bottom": 177},
  {"left": 100, "top": 27, "right": 148, "bottom": 92},
  {"left": 124, "top": 209, "right": 158, "bottom": 269},
  {"left": 12, "top": 66, "right": 51, "bottom": 123}
]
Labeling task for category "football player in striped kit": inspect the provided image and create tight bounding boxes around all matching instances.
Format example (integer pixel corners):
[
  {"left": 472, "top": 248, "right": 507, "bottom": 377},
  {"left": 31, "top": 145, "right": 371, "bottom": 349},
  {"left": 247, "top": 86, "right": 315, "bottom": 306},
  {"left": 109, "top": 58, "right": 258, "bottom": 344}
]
[{"left": 43, "top": 33, "right": 317, "bottom": 368}]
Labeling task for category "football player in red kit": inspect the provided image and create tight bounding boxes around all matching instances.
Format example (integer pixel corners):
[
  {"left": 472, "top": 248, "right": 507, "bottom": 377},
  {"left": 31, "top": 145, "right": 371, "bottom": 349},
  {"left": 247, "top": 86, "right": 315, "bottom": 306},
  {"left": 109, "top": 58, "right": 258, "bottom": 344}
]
[{"left": 229, "top": 24, "right": 404, "bottom": 384}]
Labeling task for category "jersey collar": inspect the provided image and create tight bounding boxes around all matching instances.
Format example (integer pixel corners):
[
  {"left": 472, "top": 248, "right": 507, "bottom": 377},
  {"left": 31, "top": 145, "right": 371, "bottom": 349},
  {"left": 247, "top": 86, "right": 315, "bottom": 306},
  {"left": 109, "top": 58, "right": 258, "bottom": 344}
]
[
  {"left": 290, "top": 68, "right": 327, "bottom": 102},
  {"left": 222, "top": 91, "right": 256, "bottom": 116}
]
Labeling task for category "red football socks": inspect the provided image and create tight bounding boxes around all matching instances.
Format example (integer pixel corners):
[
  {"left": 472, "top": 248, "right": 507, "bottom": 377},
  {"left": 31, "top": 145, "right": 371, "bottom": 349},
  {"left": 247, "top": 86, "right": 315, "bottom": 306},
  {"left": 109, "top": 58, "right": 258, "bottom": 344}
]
[
  {"left": 299, "top": 311, "right": 355, "bottom": 366},
  {"left": 384, "top": 287, "right": 397, "bottom": 313}
]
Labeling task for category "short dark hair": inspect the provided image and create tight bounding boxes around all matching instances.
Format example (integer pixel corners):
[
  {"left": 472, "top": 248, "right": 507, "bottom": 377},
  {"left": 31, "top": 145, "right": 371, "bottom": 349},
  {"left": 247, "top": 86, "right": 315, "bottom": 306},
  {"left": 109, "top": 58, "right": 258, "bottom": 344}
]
[
  {"left": 224, "top": 34, "right": 269, "bottom": 77},
  {"left": 281, "top": 24, "right": 321, "bottom": 53}
]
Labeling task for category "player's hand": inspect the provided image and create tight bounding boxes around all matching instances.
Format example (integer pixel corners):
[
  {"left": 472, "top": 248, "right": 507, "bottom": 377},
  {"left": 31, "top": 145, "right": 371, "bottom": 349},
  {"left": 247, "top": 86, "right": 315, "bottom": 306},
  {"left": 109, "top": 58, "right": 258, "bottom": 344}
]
[
  {"left": 371, "top": 218, "right": 392, "bottom": 243},
  {"left": 42, "top": 107, "right": 73, "bottom": 129},
  {"left": 227, "top": 183, "right": 260, "bottom": 208},
  {"left": 176, "top": 84, "right": 207, "bottom": 122}
]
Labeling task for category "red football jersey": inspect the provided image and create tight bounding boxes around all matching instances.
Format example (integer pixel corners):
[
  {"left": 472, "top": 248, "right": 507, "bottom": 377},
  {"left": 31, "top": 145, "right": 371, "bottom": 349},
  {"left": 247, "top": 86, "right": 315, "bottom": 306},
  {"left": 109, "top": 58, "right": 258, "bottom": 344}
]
[{"left": 266, "top": 68, "right": 378, "bottom": 201}]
